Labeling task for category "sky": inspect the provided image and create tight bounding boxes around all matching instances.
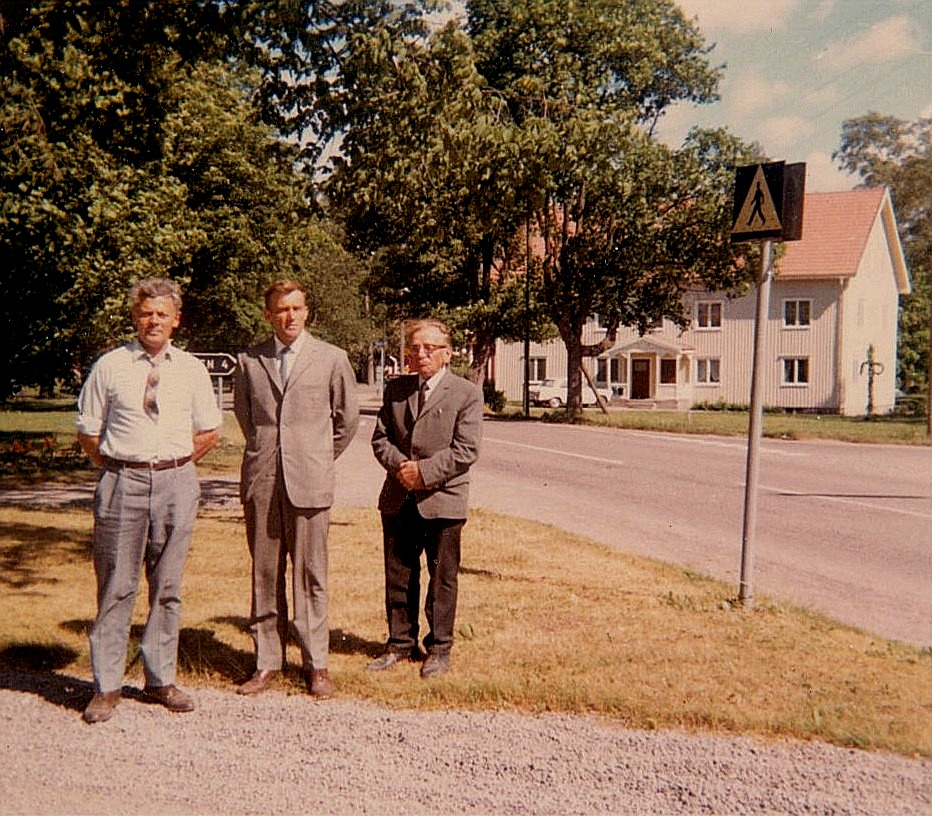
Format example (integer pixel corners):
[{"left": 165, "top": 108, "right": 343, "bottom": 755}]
[{"left": 658, "top": 0, "right": 932, "bottom": 191}]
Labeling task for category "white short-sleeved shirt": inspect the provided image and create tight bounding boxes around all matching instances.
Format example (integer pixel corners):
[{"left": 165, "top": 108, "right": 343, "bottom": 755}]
[{"left": 77, "top": 340, "right": 222, "bottom": 462}]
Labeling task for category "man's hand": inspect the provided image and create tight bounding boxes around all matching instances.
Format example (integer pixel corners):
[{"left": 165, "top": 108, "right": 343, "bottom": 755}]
[
  {"left": 192, "top": 429, "right": 220, "bottom": 462},
  {"left": 396, "top": 460, "right": 425, "bottom": 491},
  {"left": 76, "top": 433, "right": 105, "bottom": 468}
]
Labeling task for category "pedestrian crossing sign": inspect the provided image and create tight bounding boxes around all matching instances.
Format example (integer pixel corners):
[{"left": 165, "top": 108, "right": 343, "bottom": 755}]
[
  {"left": 732, "top": 162, "right": 783, "bottom": 240},
  {"left": 731, "top": 161, "right": 805, "bottom": 243}
]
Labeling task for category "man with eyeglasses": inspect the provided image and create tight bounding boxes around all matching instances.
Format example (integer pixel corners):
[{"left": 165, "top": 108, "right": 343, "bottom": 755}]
[{"left": 369, "top": 319, "right": 483, "bottom": 678}]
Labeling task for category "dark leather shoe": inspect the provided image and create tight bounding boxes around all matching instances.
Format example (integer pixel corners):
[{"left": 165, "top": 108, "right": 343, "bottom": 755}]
[
  {"left": 420, "top": 651, "right": 451, "bottom": 679},
  {"left": 304, "top": 669, "right": 334, "bottom": 700},
  {"left": 142, "top": 684, "right": 195, "bottom": 713},
  {"left": 83, "top": 690, "right": 121, "bottom": 724},
  {"left": 237, "top": 669, "right": 280, "bottom": 695},
  {"left": 366, "top": 650, "right": 414, "bottom": 672}
]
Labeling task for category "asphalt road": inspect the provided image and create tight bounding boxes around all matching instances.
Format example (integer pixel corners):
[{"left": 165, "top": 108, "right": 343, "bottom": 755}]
[
  {"left": 4, "top": 410, "right": 929, "bottom": 646},
  {"left": 336, "top": 414, "right": 932, "bottom": 647}
]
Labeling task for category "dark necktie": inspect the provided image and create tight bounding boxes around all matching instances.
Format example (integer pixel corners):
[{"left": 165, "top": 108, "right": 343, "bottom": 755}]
[
  {"left": 143, "top": 358, "right": 160, "bottom": 422},
  {"left": 417, "top": 380, "right": 428, "bottom": 416}
]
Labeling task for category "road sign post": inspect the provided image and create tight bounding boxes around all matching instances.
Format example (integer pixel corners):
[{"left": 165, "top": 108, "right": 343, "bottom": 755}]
[
  {"left": 731, "top": 162, "right": 805, "bottom": 610},
  {"left": 192, "top": 353, "right": 237, "bottom": 409}
]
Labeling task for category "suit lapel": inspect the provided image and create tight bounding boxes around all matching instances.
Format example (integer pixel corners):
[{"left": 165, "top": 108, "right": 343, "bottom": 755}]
[
  {"left": 286, "top": 332, "right": 315, "bottom": 386},
  {"left": 416, "top": 372, "right": 452, "bottom": 420},
  {"left": 257, "top": 338, "right": 283, "bottom": 395}
]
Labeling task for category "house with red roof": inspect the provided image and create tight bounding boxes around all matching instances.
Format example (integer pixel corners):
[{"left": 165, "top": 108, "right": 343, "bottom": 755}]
[{"left": 493, "top": 188, "right": 911, "bottom": 415}]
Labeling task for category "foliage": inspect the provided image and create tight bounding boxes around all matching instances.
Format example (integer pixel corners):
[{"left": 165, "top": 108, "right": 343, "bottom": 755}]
[
  {"left": 834, "top": 113, "right": 931, "bottom": 399},
  {"left": 466, "top": 0, "right": 761, "bottom": 412},
  {"left": 0, "top": 0, "right": 374, "bottom": 398}
]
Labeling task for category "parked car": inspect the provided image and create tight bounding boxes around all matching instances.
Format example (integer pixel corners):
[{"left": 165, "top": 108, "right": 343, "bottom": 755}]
[{"left": 528, "top": 379, "right": 612, "bottom": 408}]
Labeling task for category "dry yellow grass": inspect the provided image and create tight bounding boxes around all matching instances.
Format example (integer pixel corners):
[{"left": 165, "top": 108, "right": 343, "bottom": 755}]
[{"left": 0, "top": 504, "right": 929, "bottom": 758}]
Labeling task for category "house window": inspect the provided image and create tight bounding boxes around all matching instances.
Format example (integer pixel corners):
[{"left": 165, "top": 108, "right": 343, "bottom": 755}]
[
  {"left": 696, "top": 301, "right": 722, "bottom": 329},
  {"left": 783, "top": 299, "right": 811, "bottom": 328},
  {"left": 611, "top": 358, "right": 626, "bottom": 383},
  {"left": 660, "top": 359, "right": 677, "bottom": 384},
  {"left": 528, "top": 357, "right": 547, "bottom": 381},
  {"left": 696, "top": 358, "right": 720, "bottom": 384},
  {"left": 783, "top": 357, "right": 809, "bottom": 385}
]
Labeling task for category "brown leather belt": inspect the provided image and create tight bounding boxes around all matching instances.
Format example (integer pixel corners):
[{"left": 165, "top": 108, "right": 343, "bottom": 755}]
[{"left": 104, "top": 455, "right": 192, "bottom": 471}]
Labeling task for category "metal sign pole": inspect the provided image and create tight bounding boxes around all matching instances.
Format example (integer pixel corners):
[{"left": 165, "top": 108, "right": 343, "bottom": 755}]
[{"left": 739, "top": 239, "right": 774, "bottom": 609}]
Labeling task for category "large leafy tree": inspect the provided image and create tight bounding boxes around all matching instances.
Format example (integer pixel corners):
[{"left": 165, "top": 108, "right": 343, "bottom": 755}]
[
  {"left": 834, "top": 113, "right": 931, "bottom": 426},
  {"left": 324, "top": 20, "right": 548, "bottom": 381},
  {"left": 467, "top": 0, "right": 758, "bottom": 412},
  {"left": 0, "top": 0, "right": 370, "bottom": 398}
]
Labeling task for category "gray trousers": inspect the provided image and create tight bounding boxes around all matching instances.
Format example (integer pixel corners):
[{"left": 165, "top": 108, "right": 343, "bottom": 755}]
[
  {"left": 89, "top": 463, "right": 199, "bottom": 693},
  {"left": 243, "top": 468, "right": 331, "bottom": 672}
]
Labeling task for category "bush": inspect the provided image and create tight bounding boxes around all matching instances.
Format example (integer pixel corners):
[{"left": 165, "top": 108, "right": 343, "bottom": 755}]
[
  {"left": 483, "top": 382, "right": 507, "bottom": 413},
  {"left": 0, "top": 434, "right": 88, "bottom": 477}
]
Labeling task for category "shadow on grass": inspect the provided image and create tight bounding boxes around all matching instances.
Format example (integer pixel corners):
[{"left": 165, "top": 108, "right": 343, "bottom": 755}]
[{"left": 0, "top": 522, "right": 92, "bottom": 589}]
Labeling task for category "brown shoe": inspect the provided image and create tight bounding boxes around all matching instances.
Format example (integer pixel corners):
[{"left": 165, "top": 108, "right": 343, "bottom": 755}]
[
  {"left": 142, "top": 684, "right": 195, "bottom": 713},
  {"left": 420, "top": 651, "right": 451, "bottom": 679},
  {"left": 237, "top": 669, "right": 281, "bottom": 696},
  {"left": 82, "top": 690, "right": 121, "bottom": 724},
  {"left": 304, "top": 669, "right": 334, "bottom": 700}
]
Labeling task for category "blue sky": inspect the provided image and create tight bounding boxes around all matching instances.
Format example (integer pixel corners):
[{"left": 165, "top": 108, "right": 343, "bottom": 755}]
[{"left": 659, "top": 0, "right": 932, "bottom": 191}]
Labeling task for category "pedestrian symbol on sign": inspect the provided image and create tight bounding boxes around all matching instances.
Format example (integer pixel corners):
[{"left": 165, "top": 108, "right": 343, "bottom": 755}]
[{"left": 732, "top": 165, "right": 782, "bottom": 237}]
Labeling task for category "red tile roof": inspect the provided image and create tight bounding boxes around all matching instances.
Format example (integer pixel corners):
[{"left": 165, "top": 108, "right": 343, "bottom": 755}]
[{"left": 776, "top": 188, "right": 887, "bottom": 279}]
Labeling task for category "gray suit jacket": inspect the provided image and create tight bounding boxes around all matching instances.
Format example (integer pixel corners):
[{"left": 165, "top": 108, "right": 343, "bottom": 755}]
[
  {"left": 234, "top": 331, "right": 359, "bottom": 509},
  {"left": 372, "top": 371, "right": 483, "bottom": 519}
]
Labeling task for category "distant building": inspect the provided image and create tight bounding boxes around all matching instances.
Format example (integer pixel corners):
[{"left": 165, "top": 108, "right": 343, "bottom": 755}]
[{"left": 493, "top": 188, "right": 911, "bottom": 415}]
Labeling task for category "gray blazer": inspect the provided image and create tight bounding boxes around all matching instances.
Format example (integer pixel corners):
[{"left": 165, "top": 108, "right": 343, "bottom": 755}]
[
  {"left": 372, "top": 371, "right": 483, "bottom": 519},
  {"left": 234, "top": 332, "right": 359, "bottom": 509}
]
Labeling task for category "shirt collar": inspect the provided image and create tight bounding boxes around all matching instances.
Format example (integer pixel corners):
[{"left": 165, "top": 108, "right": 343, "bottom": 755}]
[
  {"left": 420, "top": 367, "right": 447, "bottom": 391},
  {"left": 131, "top": 339, "right": 174, "bottom": 363},
  {"left": 274, "top": 331, "right": 307, "bottom": 356}
]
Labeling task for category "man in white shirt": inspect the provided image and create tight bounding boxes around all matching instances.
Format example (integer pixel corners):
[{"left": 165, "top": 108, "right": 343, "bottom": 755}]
[{"left": 76, "top": 277, "right": 221, "bottom": 724}]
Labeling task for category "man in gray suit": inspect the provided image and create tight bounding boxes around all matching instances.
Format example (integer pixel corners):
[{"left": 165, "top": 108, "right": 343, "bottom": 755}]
[
  {"left": 369, "top": 318, "right": 483, "bottom": 678},
  {"left": 234, "top": 279, "right": 359, "bottom": 698}
]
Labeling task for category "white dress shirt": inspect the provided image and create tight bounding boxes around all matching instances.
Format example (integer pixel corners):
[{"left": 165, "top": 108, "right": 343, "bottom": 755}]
[{"left": 77, "top": 340, "right": 222, "bottom": 462}]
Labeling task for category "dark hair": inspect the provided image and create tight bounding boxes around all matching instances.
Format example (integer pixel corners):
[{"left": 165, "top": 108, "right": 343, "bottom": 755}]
[
  {"left": 264, "top": 279, "right": 307, "bottom": 310},
  {"left": 128, "top": 278, "right": 182, "bottom": 311}
]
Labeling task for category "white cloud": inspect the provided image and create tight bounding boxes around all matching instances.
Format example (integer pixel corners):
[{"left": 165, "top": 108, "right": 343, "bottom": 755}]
[
  {"left": 816, "top": 16, "right": 922, "bottom": 72},
  {"left": 755, "top": 114, "right": 817, "bottom": 153},
  {"left": 677, "top": 0, "right": 804, "bottom": 33},
  {"left": 726, "top": 74, "right": 794, "bottom": 118},
  {"left": 802, "top": 150, "right": 855, "bottom": 192}
]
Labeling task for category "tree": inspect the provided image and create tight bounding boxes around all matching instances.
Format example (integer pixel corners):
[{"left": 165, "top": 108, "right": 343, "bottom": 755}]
[
  {"left": 0, "top": 1, "right": 371, "bottom": 397},
  {"left": 467, "top": 0, "right": 758, "bottom": 412},
  {"left": 834, "top": 113, "right": 931, "bottom": 428},
  {"left": 324, "top": 20, "right": 550, "bottom": 382}
]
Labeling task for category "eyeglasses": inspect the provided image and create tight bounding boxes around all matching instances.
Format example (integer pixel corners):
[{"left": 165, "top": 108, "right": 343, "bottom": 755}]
[{"left": 408, "top": 344, "right": 448, "bottom": 355}]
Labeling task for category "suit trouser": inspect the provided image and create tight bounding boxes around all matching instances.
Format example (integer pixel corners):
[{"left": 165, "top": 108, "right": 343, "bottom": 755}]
[
  {"left": 381, "top": 496, "right": 464, "bottom": 655},
  {"left": 244, "top": 468, "right": 331, "bottom": 671},
  {"left": 89, "top": 463, "right": 199, "bottom": 693}
]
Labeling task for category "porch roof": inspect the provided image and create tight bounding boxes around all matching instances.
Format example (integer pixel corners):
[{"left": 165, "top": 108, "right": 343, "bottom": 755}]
[{"left": 608, "top": 335, "right": 691, "bottom": 356}]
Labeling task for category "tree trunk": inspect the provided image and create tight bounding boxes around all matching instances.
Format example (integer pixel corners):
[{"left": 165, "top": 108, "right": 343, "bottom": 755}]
[{"left": 564, "top": 334, "right": 584, "bottom": 417}]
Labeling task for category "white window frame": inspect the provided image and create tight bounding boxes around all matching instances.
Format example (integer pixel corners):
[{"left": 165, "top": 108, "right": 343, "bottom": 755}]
[
  {"left": 782, "top": 357, "right": 809, "bottom": 386},
  {"left": 528, "top": 357, "right": 547, "bottom": 382},
  {"left": 695, "top": 300, "right": 723, "bottom": 330},
  {"left": 696, "top": 357, "right": 720, "bottom": 385},
  {"left": 782, "top": 299, "right": 811, "bottom": 329}
]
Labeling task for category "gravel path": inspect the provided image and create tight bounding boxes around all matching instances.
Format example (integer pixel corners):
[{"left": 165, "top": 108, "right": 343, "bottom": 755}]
[{"left": 1, "top": 671, "right": 928, "bottom": 816}]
